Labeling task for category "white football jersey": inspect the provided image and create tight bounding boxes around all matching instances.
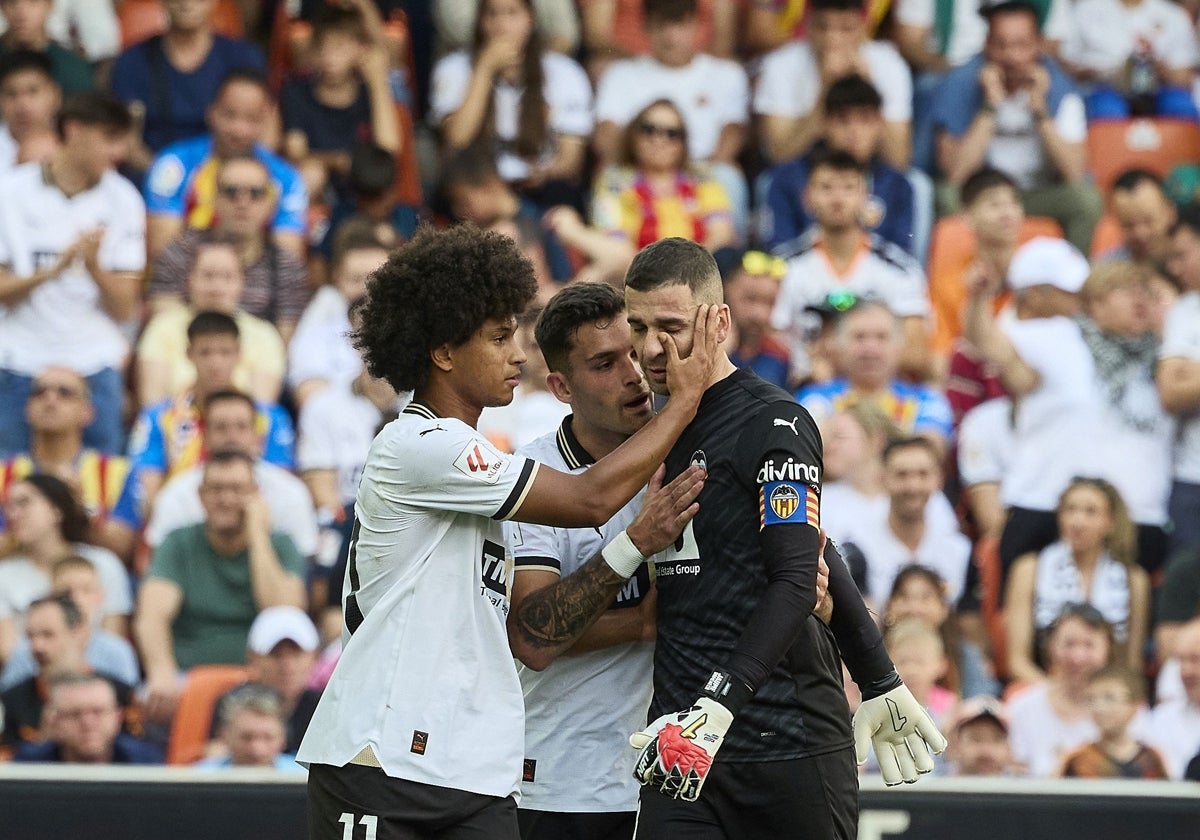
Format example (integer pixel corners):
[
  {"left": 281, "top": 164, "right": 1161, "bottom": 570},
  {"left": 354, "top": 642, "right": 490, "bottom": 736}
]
[
  {"left": 297, "top": 402, "right": 540, "bottom": 799},
  {"left": 506, "top": 419, "right": 654, "bottom": 813}
]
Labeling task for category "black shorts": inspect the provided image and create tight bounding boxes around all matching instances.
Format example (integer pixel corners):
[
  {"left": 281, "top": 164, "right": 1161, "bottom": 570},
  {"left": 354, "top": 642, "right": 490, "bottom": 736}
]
[
  {"left": 634, "top": 746, "right": 858, "bottom": 840},
  {"left": 308, "top": 762, "right": 519, "bottom": 840},
  {"left": 518, "top": 809, "right": 636, "bottom": 840}
]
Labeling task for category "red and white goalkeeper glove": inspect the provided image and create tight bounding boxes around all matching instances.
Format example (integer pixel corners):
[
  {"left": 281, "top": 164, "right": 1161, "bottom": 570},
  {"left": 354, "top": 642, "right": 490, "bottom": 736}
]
[{"left": 629, "top": 671, "right": 749, "bottom": 802}]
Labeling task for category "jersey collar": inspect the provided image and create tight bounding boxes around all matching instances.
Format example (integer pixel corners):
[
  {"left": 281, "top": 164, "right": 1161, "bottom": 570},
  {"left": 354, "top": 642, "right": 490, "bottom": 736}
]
[
  {"left": 556, "top": 415, "right": 596, "bottom": 469},
  {"left": 402, "top": 402, "right": 441, "bottom": 421}
]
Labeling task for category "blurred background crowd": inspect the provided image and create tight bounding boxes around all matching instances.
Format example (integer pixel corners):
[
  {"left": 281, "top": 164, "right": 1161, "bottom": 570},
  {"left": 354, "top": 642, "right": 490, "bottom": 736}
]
[{"left": 0, "top": 0, "right": 1199, "bottom": 786}]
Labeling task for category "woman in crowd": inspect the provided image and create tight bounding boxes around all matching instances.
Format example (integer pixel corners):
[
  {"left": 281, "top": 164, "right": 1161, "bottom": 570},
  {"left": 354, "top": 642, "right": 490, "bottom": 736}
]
[
  {"left": 1004, "top": 478, "right": 1150, "bottom": 686},
  {"left": 591, "top": 98, "right": 736, "bottom": 253},
  {"left": 431, "top": 0, "right": 592, "bottom": 210},
  {"left": 0, "top": 475, "right": 132, "bottom": 661}
]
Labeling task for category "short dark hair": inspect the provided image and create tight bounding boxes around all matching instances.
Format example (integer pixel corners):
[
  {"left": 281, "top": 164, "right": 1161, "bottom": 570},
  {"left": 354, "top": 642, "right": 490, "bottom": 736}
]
[
  {"left": 205, "top": 448, "right": 257, "bottom": 473},
  {"left": 811, "top": 0, "right": 865, "bottom": 11},
  {"left": 28, "top": 591, "right": 84, "bottom": 630},
  {"left": 980, "top": 0, "right": 1039, "bottom": 24},
  {"left": 349, "top": 142, "right": 397, "bottom": 197},
  {"left": 882, "top": 435, "right": 941, "bottom": 467},
  {"left": 808, "top": 147, "right": 864, "bottom": 178},
  {"left": 1046, "top": 602, "right": 1115, "bottom": 648},
  {"left": 1112, "top": 168, "right": 1166, "bottom": 196},
  {"left": 188, "top": 310, "right": 240, "bottom": 343},
  {"left": 644, "top": 0, "right": 697, "bottom": 23},
  {"left": 625, "top": 237, "right": 722, "bottom": 302},
  {"left": 1087, "top": 663, "right": 1146, "bottom": 702},
  {"left": 960, "top": 166, "right": 1020, "bottom": 207},
  {"left": 56, "top": 91, "right": 132, "bottom": 139},
  {"left": 0, "top": 48, "right": 55, "bottom": 88},
  {"left": 438, "top": 144, "right": 502, "bottom": 194},
  {"left": 333, "top": 225, "right": 393, "bottom": 272},
  {"left": 823, "top": 75, "right": 883, "bottom": 116},
  {"left": 214, "top": 68, "right": 272, "bottom": 103},
  {"left": 354, "top": 225, "right": 537, "bottom": 392},
  {"left": 1171, "top": 202, "right": 1200, "bottom": 237},
  {"left": 535, "top": 282, "right": 626, "bottom": 373},
  {"left": 202, "top": 389, "right": 257, "bottom": 423},
  {"left": 17, "top": 474, "right": 89, "bottom": 544},
  {"left": 311, "top": 3, "right": 367, "bottom": 45}
]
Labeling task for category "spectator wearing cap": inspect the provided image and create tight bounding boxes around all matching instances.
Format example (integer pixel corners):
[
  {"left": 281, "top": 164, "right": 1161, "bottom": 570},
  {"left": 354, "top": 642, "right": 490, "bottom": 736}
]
[
  {"left": 289, "top": 234, "right": 391, "bottom": 408},
  {"left": 1157, "top": 206, "right": 1200, "bottom": 554},
  {"left": 1059, "top": 0, "right": 1198, "bottom": 121},
  {"left": 932, "top": 0, "right": 1102, "bottom": 254},
  {"left": 754, "top": 0, "right": 912, "bottom": 170},
  {"left": 13, "top": 672, "right": 162, "bottom": 764},
  {"left": 147, "top": 155, "right": 311, "bottom": 345},
  {"left": 207, "top": 607, "right": 324, "bottom": 757},
  {"left": 948, "top": 695, "right": 1018, "bottom": 776},
  {"left": 964, "top": 236, "right": 1099, "bottom": 573},
  {"left": 1144, "top": 617, "right": 1200, "bottom": 779},
  {"left": 1099, "top": 169, "right": 1177, "bottom": 266},
  {"left": 716, "top": 248, "right": 791, "bottom": 389},
  {"left": 135, "top": 450, "right": 307, "bottom": 725},
  {"left": 0, "top": 92, "right": 144, "bottom": 459},
  {"left": 758, "top": 75, "right": 921, "bottom": 258},
  {"left": 0, "top": 49, "right": 59, "bottom": 176},
  {"left": 772, "top": 149, "right": 931, "bottom": 384},
  {"left": 196, "top": 683, "right": 304, "bottom": 772},
  {"left": 142, "top": 70, "right": 308, "bottom": 261},
  {"left": 797, "top": 301, "right": 953, "bottom": 447}
]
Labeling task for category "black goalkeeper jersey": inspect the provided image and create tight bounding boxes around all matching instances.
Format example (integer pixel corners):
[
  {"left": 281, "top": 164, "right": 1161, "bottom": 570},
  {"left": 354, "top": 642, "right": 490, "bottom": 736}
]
[{"left": 648, "top": 369, "right": 853, "bottom": 762}]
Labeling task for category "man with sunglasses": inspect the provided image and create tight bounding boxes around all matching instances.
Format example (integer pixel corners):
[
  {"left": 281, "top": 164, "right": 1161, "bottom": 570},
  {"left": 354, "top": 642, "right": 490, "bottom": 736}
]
[
  {"left": 143, "top": 68, "right": 308, "bottom": 260},
  {"left": 0, "top": 368, "right": 134, "bottom": 559},
  {"left": 715, "top": 248, "right": 791, "bottom": 389},
  {"left": 148, "top": 155, "right": 310, "bottom": 344}
]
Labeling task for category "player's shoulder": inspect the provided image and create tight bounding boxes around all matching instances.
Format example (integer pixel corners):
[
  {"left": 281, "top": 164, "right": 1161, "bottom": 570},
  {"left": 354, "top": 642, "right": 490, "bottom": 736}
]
[
  {"left": 867, "top": 234, "right": 923, "bottom": 274},
  {"left": 724, "top": 371, "right": 820, "bottom": 435},
  {"left": 99, "top": 170, "right": 146, "bottom": 206},
  {"left": 772, "top": 227, "right": 821, "bottom": 261}
]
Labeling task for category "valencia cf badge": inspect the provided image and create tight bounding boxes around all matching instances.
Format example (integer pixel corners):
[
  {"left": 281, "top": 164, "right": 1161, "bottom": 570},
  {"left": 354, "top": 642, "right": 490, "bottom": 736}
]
[
  {"left": 769, "top": 484, "right": 800, "bottom": 520},
  {"left": 690, "top": 450, "right": 707, "bottom": 471}
]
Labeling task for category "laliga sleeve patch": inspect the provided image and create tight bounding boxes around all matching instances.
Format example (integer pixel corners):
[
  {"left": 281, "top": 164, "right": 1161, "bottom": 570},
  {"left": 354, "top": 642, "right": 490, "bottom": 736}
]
[
  {"left": 453, "top": 437, "right": 506, "bottom": 484},
  {"left": 147, "top": 155, "right": 185, "bottom": 199},
  {"left": 759, "top": 481, "right": 819, "bottom": 530}
]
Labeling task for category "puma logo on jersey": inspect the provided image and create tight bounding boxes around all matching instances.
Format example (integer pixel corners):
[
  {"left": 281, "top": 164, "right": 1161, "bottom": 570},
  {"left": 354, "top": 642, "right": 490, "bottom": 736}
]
[
  {"left": 419, "top": 425, "right": 446, "bottom": 436},
  {"left": 756, "top": 457, "right": 819, "bottom": 484},
  {"left": 773, "top": 416, "right": 800, "bottom": 436}
]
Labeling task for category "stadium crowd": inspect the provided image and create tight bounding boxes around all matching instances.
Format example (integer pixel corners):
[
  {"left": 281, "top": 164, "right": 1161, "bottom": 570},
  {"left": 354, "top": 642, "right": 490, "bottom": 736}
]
[{"left": 2, "top": 0, "right": 1200, "bottom": 791}]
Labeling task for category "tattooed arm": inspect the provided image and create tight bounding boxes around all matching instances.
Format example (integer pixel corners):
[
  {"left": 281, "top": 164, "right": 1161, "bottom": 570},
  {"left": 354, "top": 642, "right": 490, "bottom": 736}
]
[{"left": 507, "top": 465, "right": 703, "bottom": 671}]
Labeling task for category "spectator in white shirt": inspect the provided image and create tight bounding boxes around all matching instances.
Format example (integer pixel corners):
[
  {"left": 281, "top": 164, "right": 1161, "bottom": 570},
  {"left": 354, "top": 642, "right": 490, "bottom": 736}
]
[
  {"left": 592, "top": 0, "right": 749, "bottom": 231},
  {"left": 755, "top": 0, "right": 912, "bottom": 169},
  {"left": 0, "top": 49, "right": 58, "bottom": 175},
  {"left": 1145, "top": 617, "right": 1200, "bottom": 778}
]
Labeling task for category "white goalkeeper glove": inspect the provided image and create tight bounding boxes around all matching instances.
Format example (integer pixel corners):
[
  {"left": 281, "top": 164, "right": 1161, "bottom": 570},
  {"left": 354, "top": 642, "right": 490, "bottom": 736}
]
[
  {"left": 852, "top": 680, "right": 948, "bottom": 786},
  {"left": 629, "top": 671, "right": 749, "bottom": 802}
]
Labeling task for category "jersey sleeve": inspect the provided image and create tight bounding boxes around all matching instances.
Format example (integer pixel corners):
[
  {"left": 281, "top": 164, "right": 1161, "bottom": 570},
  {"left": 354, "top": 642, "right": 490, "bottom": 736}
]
[
  {"left": 127, "top": 407, "right": 167, "bottom": 473},
  {"left": 271, "top": 163, "right": 309, "bottom": 235},
  {"left": 429, "top": 52, "right": 472, "bottom": 124},
  {"left": 733, "top": 400, "right": 823, "bottom": 533},
  {"left": 913, "top": 387, "right": 954, "bottom": 440},
  {"left": 101, "top": 184, "right": 148, "bottom": 273},
  {"left": 382, "top": 423, "right": 540, "bottom": 522},
  {"left": 504, "top": 520, "right": 563, "bottom": 576},
  {"left": 145, "top": 528, "right": 188, "bottom": 585},
  {"left": 143, "top": 149, "right": 189, "bottom": 216},
  {"left": 261, "top": 405, "right": 297, "bottom": 469},
  {"left": 296, "top": 396, "right": 338, "bottom": 472}
]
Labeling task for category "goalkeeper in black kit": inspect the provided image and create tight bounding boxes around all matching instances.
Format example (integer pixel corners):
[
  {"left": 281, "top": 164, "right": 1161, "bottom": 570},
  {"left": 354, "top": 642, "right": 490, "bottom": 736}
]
[{"left": 622, "top": 238, "right": 947, "bottom": 839}]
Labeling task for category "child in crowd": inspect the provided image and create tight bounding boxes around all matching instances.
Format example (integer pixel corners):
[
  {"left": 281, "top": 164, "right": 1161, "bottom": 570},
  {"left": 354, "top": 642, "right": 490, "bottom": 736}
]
[{"left": 1059, "top": 665, "right": 1167, "bottom": 779}]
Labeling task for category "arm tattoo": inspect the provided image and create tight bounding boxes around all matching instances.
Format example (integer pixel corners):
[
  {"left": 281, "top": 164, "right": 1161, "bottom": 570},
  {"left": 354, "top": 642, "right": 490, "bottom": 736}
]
[{"left": 514, "top": 553, "right": 627, "bottom": 651}]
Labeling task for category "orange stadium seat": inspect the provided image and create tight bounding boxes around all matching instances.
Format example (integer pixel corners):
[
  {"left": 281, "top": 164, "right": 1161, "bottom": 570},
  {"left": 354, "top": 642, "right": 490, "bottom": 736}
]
[
  {"left": 166, "top": 664, "right": 252, "bottom": 765},
  {"left": 1086, "top": 118, "right": 1200, "bottom": 196},
  {"left": 119, "top": 0, "right": 245, "bottom": 49}
]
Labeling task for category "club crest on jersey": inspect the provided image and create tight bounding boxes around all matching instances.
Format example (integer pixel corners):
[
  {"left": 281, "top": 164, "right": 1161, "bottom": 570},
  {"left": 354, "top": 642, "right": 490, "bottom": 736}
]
[
  {"left": 759, "top": 481, "right": 820, "bottom": 529},
  {"left": 756, "top": 457, "right": 819, "bottom": 485},
  {"left": 453, "top": 438, "right": 505, "bottom": 484},
  {"left": 690, "top": 450, "right": 707, "bottom": 471}
]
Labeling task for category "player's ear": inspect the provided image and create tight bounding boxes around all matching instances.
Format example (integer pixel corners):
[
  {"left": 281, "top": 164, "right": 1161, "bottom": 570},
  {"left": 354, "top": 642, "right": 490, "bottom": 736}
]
[
  {"left": 715, "top": 304, "right": 732, "bottom": 345},
  {"left": 430, "top": 343, "right": 454, "bottom": 373},
  {"left": 545, "top": 371, "right": 572, "bottom": 405}
]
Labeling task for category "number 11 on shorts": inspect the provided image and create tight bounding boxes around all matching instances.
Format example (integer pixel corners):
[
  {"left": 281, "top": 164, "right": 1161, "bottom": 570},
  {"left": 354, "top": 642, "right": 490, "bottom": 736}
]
[{"left": 338, "top": 812, "right": 378, "bottom": 840}]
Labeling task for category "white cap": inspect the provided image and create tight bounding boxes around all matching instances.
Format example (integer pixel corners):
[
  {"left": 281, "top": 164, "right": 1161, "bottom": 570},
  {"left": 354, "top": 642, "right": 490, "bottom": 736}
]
[
  {"left": 247, "top": 606, "right": 319, "bottom": 655},
  {"left": 1007, "top": 236, "right": 1090, "bottom": 294}
]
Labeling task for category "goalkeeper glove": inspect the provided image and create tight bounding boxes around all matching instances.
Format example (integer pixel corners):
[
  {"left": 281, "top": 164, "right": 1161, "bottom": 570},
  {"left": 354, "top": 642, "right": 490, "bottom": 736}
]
[
  {"left": 629, "top": 671, "right": 750, "bottom": 802},
  {"left": 852, "top": 675, "right": 948, "bottom": 786}
]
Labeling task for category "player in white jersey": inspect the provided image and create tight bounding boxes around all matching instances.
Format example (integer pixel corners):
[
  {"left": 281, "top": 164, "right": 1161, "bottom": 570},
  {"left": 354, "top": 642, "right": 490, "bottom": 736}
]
[
  {"left": 502, "top": 283, "right": 689, "bottom": 840},
  {"left": 299, "top": 227, "right": 720, "bottom": 840}
]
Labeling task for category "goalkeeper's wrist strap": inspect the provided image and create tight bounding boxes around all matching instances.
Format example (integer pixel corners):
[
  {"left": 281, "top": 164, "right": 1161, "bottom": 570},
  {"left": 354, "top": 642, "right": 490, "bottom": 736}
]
[
  {"left": 861, "top": 669, "right": 904, "bottom": 702},
  {"left": 700, "top": 670, "right": 754, "bottom": 717},
  {"left": 601, "top": 529, "right": 645, "bottom": 579}
]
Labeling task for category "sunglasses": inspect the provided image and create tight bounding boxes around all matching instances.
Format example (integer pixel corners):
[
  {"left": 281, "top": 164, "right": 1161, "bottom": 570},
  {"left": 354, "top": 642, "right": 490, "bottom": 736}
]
[
  {"left": 637, "top": 121, "right": 685, "bottom": 142},
  {"left": 31, "top": 383, "right": 81, "bottom": 399},
  {"left": 217, "top": 183, "right": 270, "bottom": 201},
  {"left": 742, "top": 251, "right": 787, "bottom": 279}
]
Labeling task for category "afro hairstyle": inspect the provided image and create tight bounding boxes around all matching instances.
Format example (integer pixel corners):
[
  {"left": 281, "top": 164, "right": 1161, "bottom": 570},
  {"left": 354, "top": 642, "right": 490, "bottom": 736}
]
[{"left": 354, "top": 224, "right": 538, "bottom": 392}]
